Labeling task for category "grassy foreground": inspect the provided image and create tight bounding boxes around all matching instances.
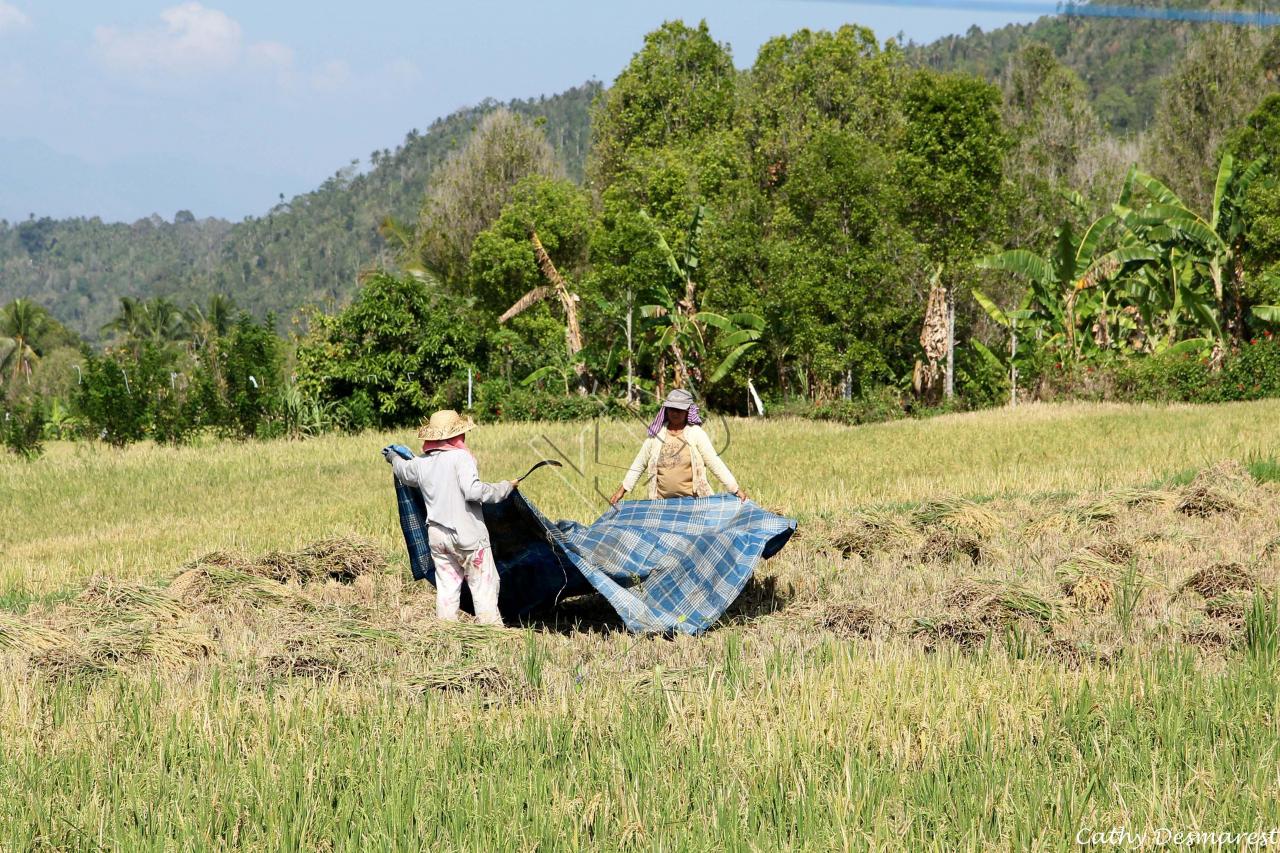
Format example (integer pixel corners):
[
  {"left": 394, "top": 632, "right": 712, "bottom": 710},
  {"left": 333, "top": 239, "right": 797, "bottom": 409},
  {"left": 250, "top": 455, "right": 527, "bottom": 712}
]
[{"left": 3, "top": 401, "right": 1280, "bottom": 850}]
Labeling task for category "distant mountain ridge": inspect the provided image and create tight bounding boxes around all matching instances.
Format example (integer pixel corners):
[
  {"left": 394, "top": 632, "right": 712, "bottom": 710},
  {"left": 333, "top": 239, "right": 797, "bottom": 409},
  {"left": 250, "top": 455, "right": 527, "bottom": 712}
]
[
  {"left": 0, "top": 82, "right": 599, "bottom": 339},
  {"left": 906, "top": 1, "right": 1255, "bottom": 133}
]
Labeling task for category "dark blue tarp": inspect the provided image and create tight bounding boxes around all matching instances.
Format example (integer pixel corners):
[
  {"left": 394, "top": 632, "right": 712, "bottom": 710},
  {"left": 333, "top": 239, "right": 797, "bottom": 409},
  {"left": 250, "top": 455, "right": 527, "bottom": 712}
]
[{"left": 390, "top": 446, "right": 795, "bottom": 635}]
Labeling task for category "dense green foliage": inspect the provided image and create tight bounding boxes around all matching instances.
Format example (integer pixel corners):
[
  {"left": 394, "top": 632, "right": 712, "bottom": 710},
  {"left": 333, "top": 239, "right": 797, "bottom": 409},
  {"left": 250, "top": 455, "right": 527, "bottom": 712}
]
[{"left": 295, "top": 272, "right": 485, "bottom": 430}]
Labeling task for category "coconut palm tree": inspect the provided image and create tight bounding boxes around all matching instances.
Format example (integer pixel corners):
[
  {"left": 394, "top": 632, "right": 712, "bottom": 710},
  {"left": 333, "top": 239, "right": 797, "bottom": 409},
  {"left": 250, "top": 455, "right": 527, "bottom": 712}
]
[
  {"left": 102, "top": 296, "right": 190, "bottom": 355},
  {"left": 0, "top": 299, "right": 49, "bottom": 389}
]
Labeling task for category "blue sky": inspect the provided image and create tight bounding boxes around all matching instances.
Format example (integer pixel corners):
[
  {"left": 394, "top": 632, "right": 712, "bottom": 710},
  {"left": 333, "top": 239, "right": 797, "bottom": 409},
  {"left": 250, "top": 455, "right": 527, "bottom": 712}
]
[{"left": 0, "top": 1, "right": 1055, "bottom": 222}]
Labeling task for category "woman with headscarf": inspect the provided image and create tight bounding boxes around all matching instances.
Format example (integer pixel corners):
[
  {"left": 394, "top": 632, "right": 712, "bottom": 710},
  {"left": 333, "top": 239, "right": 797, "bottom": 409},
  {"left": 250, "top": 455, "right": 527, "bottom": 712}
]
[{"left": 609, "top": 389, "right": 748, "bottom": 505}]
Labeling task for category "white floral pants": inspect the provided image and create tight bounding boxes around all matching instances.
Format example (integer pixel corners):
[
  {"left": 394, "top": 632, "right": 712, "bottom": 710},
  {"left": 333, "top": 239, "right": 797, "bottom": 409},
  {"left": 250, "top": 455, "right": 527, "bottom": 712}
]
[{"left": 427, "top": 526, "right": 502, "bottom": 626}]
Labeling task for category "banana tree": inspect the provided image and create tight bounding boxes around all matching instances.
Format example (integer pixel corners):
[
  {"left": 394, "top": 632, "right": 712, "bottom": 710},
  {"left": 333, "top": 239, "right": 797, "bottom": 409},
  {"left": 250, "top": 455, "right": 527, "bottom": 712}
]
[
  {"left": 1118, "top": 246, "right": 1220, "bottom": 355},
  {"left": 1118, "top": 157, "right": 1265, "bottom": 348},
  {"left": 977, "top": 215, "right": 1155, "bottom": 361},
  {"left": 970, "top": 289, "right": 1038, "bottom": 405},
  {"left": 641, "top": 205, "right": 704, "bottom": 322},
  {"left": 640, "top": 280, "right": 763, "bottom": 393}
]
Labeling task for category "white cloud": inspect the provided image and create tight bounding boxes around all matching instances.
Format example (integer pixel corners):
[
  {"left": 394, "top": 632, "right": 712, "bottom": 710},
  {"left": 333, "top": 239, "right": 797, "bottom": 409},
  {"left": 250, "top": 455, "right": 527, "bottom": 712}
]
[
  {"left": 384, "top": 59, "right": 422, "bottom": 88},
  {"left": 94, "top": 3, "right": 303, "bottom": 84},
  {"left": 247, "top": 40, "right": 294, "bottom": 71},
  {"left": 310, "top": 59, "right": 352, "bottom": 95},
  {"left": 0, "top": 2, "right": 29, "bottom": 34},
  {"left": 94, "top": 3, "right": 243, "bottom": 75}
]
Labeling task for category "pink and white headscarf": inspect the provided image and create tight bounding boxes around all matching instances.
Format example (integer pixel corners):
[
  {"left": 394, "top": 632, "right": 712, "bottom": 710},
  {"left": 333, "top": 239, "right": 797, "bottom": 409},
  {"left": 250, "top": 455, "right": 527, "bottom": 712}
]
[
  {"left": 421, "top": 434, "right": 472, "bottom": 457},
  {"left": 647, "top": 402, "right": 703, "bottom": 437}
]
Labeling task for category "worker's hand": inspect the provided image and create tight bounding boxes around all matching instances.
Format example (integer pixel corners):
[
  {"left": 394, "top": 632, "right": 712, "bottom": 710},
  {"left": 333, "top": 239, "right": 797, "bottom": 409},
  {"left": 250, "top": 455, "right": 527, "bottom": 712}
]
[
  {"left": 381, "top": 447, "right": 398, "bottom": 464},
  {"left": 510, "top": 478, "right": 521, "bottom": 490},
  {"left": 734, "top": 488, "right": 748, "bottom": 502},
  {"left": 609, "top": 487, "right": 626, "bottom": 506}
]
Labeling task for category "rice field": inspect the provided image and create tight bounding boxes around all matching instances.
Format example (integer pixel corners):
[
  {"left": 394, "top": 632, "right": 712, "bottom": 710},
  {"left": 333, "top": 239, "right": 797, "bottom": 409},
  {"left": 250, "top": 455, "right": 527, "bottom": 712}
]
[{"left": 3, "top": 400, "right": 1280, "bottom": 850}]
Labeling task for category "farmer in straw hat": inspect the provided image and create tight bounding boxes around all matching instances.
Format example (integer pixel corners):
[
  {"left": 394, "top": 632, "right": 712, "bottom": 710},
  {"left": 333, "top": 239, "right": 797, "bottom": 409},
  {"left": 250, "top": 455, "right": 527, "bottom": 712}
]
[
  {"left": 610, "top": 389, "right": 748, "bottom": 505},
  {"left": 383, "top": 410, "right": 516, "bottom": 626}
]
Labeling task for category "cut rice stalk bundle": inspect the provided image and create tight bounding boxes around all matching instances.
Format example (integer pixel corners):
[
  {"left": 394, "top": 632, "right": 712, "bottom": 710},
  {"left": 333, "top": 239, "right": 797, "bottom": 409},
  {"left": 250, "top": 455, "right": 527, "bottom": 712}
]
[
  {"left": 1177, "top": 460, "right": 1254, "bottom": 518},
  {"left": 1179, "top": 562, "right": 1256, "bottom": 600},
  {"left": 73, "top": 576, "right": 188, "bottom": 622},
  {"left": 298, "top": 537, "right": 387, "bottom": 582},
  {"left": 29, "top": 646, "right": 108, "bottom": 682},
  {"left": 1085, "top": 540, "right": 1134, "bottom": 564},
  {"left": 911, "top": 499, "right": 1003, "bottom": 539},
  {"left": 411, "top": 619, "right": 519, "bottom": 645},
  {"left": 1182, "top": 622, "right": 1237, "bottom": 649},
  {"left": 830, "top": 512, "right": 916, "bottom": 559},
  {"left": 82, "top": 619, "right": 214, "bottom": 669},
  {"left": 1108, "top": 487, "right": 1179, "bottom": 510},
  {"left": 168, "top": 564, "right": 292, "bottom": 609},
  {"left": 252, "top": 537, "right": 387, "bottom": 584},
  {"left": 404, "top": 664, "right": 511, "bottom": 697},
  {"left": 917, "top": 529, "right": 981, "bottom": 565},
  {"left": 1204, "top": 590, "right": 1255, "bottom": 625},
  {"left": 262, "top": 653, "right": 349, "bottom": 680},
  {"left": 1055, "top": 547, "right": 1131, "bottom": 612},
  {"left": 0, "top": 612, "right": 64, "bottom": 654},
  {"left": 945, "top": 578, "right": 1058, "bottom": 626},
  {"left": 817, "top": 604, "right": 879, "bottom": 639},
  {"left": 909, "top": 615, "right": 988, "bottom": 651},
  {"left": 1040, "top": 638, "right": 1112, "bottom": 669}
]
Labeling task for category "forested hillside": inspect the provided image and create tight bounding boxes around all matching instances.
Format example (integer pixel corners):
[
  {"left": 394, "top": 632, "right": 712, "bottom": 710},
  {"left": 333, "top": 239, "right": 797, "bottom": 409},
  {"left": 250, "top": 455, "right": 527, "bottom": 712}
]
[
  {"left": 0, "top": 83, "right": 597, "bottom": 339},
  {"left": 908, "top": 0, "right": 1279, "bottom": 133}
]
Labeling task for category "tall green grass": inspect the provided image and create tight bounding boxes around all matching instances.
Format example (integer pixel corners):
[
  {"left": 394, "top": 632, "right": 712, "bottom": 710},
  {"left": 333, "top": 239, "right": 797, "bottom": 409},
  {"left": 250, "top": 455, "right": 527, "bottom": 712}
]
[{"left": 2, "top": 645, "right": 1277, "bottom": 850}]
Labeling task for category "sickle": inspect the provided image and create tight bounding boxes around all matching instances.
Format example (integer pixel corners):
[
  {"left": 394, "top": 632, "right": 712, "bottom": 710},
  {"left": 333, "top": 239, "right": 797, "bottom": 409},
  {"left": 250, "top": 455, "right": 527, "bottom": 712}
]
[{"left": 516, "top": 459, "right": 563, "bottom": 481}]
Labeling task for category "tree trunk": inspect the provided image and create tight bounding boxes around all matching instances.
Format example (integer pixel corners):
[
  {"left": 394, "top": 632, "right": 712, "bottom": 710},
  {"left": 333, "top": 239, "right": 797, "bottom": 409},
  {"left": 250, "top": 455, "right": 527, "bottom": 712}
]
[
  {"left": 945, "top": 289, "right": 955, "bottom": 400},
  {"left": 529, "top": 229, "right": 587, "bottom": 390},
  {"left": 1230, "top": 251, "right": 1246, "bottom": 347}
]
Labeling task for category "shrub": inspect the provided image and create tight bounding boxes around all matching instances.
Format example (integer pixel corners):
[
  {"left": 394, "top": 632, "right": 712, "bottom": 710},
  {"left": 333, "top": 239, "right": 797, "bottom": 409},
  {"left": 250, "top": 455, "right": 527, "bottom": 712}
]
[
  {"left": 220, "top": 314, "right": 283, "bottom": 439},
  {"left": 1111, "top": 351, "right": 1220, "bottom": 403},
  {"left": 2, "top": 394, "right": 47, "bottom": 459},
  {"left": 1222, "top": 334, "right": 1280, "bottom": 401},
  {"left": 296, "top": 272, "right": 485, "bottom": 429},
  {"left": 75, "top": 348, "right": 165, "bottom": 447}
]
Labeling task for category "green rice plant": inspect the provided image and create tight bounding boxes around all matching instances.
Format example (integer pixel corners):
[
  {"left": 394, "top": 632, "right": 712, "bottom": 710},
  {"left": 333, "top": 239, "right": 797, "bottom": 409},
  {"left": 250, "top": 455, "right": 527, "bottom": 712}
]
[
  {"left": 1244, "top": 591, "right": 1280, "bottom": 664},
  {"left": 1112, "top": 561, "right": 1144, "bottom": 636}
]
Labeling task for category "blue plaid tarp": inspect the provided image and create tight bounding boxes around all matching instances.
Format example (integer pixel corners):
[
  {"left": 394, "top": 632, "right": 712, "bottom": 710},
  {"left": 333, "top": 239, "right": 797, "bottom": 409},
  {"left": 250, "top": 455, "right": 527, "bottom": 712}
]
[{"left": 388, "top": 445, "right": 796, "bottom": 635}]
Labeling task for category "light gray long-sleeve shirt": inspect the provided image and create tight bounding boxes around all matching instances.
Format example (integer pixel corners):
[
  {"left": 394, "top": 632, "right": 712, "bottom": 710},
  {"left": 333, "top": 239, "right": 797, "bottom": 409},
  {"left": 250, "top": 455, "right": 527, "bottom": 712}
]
[{"left": 391, "top": 449, "right": 514, "bottom": 550}]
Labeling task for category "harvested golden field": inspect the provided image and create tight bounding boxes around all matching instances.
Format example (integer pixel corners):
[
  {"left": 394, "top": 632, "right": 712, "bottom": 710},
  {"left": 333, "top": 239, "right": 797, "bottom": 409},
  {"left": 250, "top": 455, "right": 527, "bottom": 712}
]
[{"left": 3, "top": 400, "right": 1280, "bottom": 850}]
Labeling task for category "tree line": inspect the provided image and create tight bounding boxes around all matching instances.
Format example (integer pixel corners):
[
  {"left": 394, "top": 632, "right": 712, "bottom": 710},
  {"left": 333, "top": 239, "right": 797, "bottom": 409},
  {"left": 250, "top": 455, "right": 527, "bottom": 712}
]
[{"left": 6, "top": 19, "right": 1280, "bottom": 456}]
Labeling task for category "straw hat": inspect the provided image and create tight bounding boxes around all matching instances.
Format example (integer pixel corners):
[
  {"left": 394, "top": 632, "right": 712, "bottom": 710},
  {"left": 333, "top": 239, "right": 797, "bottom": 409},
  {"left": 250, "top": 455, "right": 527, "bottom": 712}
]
[{"left": 416, "top": 409, "right": 476, "bottom": 441}]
